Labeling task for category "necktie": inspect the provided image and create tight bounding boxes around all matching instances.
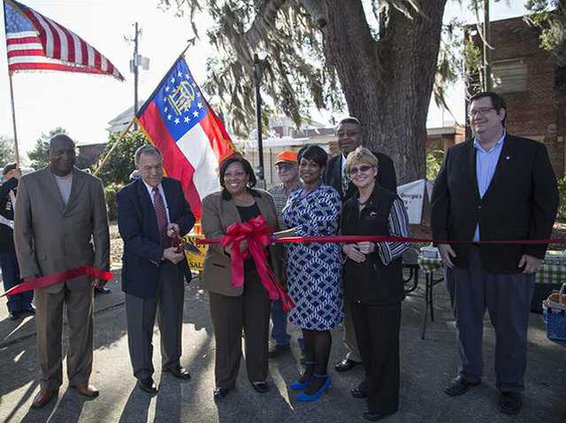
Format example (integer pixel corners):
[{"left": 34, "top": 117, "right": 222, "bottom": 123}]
[
  {"left": 342, "top": 162, "right": 349, "bottom": 195},
  {"left": 152, "top": 187, "right": 169, "bottom": 246}
]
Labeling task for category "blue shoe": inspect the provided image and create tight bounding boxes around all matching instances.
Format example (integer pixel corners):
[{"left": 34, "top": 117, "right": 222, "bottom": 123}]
[
  {"left": 290, "top": 376, "right": 311, "bottom": 391},
  {"left": 296, "top": 375, "right": 331, "bottom": 402}
]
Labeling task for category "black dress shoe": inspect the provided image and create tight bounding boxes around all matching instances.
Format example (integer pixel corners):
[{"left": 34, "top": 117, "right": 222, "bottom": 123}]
[
  {"left": 499, "top": 392, "right": 522, "bottom": 415},
  {"left": 251, "top": 381, "right": 269, "bottom": 393},
  {"left": 363, "top": 410, "right": 395, "bottom": 421},
  {"left": 351, "top": 381, "right": 368, "bottom": 399},
  {"left": 137, "top": 378, "right": 158, "bottom": 394},
  {"left": 213, "top": 387, "right": 230, "bottom": 400},
  {"left": 163, "top": 367, "right": 191, "bottom": 380},
  {"left": 335, "top": 358, "right": 360, "bottom": 372},
  {"left": 443, "top": 376, "right": 480, "bottom": 396}
]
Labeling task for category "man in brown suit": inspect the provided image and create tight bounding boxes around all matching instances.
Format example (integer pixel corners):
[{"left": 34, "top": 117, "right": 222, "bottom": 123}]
[{"left": 14, "top": 134, "right": 110, "bottom": 409}]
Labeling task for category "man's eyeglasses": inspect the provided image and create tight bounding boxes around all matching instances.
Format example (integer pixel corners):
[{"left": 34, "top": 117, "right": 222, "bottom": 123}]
[
  {"left": 275, "top": 163, "right": 295, "bottom": 171},
  {"left": 337, "top": 130, "right": 361, "bottom": 138},
  {"left": 348, "top": 165, "right": 373, "bottom": 175},
  {"left": 468, "top": 107, "right": 495, "bottom": 118}
]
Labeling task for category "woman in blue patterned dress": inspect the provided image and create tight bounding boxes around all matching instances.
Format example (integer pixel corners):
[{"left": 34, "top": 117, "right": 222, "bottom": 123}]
[{"left": 275, "top": 144, "right": 343, "bottom": 402}]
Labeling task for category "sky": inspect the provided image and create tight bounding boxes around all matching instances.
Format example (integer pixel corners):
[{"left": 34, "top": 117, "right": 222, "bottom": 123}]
[{"left": 0, "top": 0, "right": 528, "bottom": 161}]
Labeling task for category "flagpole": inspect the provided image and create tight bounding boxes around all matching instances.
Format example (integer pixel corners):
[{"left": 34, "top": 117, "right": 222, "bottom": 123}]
[
  {"left": 93, "top": 118, "right": 135, "bottom": 176},
  {"left": 8, "top": 72, "right": 20, "bottom": 166}
]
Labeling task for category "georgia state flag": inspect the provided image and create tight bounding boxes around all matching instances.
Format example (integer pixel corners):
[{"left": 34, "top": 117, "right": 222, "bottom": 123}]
[{"left": 136, "top": 57, "right": 234, "bottom": 218}]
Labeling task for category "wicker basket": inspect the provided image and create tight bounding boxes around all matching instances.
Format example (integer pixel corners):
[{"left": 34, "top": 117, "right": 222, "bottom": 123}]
[{"left": 542, "top": 283, "right": 566, "bottom": 345}]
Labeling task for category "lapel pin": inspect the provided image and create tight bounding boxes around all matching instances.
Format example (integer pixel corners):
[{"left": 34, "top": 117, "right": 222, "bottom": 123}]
[{"left": 505, "top": 156, "right": 510, "bottom": 160}]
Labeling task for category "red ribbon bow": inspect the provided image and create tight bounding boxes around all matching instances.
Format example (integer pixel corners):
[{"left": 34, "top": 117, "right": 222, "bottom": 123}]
[{"left": 221, "top": 215, "right": 295, "bottom": 312}]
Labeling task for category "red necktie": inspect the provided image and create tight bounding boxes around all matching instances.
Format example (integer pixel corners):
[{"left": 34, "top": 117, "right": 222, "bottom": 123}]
[{"left": 152, "top": 187, "right": 169, "bottom": 246}]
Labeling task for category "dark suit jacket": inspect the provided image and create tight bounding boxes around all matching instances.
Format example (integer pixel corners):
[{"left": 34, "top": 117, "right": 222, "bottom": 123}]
[
  {"left": 0, "top": 177, "right": 17, "bottom": 254},
  {"left": 431, "top": 134, "right": 559, "bottom": 273},
  {"left": 117, "top": 177, "right": 195, "bottom": 298},
  {"left": 324, "top": 150, "right": 397, "bottom": 200}
]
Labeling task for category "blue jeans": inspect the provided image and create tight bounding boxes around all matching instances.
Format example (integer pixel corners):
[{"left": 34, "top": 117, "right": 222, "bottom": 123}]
[
  {"left": 0, "top": 252, "right": 33, "bottom": 313},
  {"left": 270, "top": 299, "right": 290, "bottom": 346}
]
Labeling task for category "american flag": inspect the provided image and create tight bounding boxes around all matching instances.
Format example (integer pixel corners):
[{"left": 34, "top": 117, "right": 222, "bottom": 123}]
[{"left": 3, "top": 0, "right": 123, "bottom": 80}]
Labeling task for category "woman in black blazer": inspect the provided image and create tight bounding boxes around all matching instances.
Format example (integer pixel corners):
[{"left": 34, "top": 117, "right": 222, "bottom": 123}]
[{"left": 340, "top": 147, "right": 409, "bottom": 422}]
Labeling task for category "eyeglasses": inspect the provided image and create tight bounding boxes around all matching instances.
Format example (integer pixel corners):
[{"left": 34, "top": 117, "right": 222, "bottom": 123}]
[
  {"left": 468, "top": 107, "right": 495, "bottom": 118},
  {"left": 348, "top": 165, "right": 373, "bottom": 175},
  {"left": 337, "top": 130, "right": 361, "bottom": 138},
  {"left": 275, "top": 163, "right": 295, "bottom": 171}
]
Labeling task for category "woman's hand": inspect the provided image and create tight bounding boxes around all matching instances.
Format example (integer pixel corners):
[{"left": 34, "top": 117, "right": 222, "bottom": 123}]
[
  {"left": 357, "top": 241, "right": 375, "bottom": 255},
  {"left": 224, "top": 240, "right": 249, "bottom": 255},
  {"left": 343, "top": 244, "right": 366, "bottom": 263}
]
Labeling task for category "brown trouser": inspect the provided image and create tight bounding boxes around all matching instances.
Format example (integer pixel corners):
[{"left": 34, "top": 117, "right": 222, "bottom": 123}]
[
  {"left": 35, "top": 286, "right": 94, "bottom": 391},
  {"left": 209, "top": 270, "right": 271, "bottom": 389}
]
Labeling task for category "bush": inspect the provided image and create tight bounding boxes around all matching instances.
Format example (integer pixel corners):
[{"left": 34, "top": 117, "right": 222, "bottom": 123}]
[
  {"left": 104, "top": 183, "right": 123, "bottom": 222},
  {"left": 426, "top": 149, "right": 445, "bottom": 181}
]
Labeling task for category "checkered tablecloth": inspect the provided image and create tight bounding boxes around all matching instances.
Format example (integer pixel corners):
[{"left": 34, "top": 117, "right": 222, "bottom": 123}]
[{"left": 418, "top": 255, "right": 566, "bottom": 285}]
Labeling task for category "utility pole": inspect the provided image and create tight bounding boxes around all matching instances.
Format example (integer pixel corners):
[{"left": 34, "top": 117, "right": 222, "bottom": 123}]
[
  {"left": 133, "top": 22, "right": 140, "bottom": 119},
  {"left": 126, "top": 23, "right": 149, "bottom": 129},
  {"left": 253, "top": 54, "right": 265, "bottom": 187},
  {"left": 483, "top": 0, "right": 492, "bottom": 91}
]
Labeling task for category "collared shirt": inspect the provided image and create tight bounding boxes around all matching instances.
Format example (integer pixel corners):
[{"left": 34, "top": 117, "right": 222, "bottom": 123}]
[
  {"left": 473, "top": 130, "right": 506, "bottom": 241},
  {"left": 341, "top": 153, "right": 348, "bottom": 194},
  {"left": 269, "top": 181, "right": 301, "bottom": 226},
  {"left": 142, "top": 179, "right": 171, "bottom": 224}
]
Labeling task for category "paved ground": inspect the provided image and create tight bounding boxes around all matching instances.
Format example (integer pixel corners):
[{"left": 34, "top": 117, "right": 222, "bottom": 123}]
[{"left": 0, "top": 270, "right": 565, "bottom": 423}]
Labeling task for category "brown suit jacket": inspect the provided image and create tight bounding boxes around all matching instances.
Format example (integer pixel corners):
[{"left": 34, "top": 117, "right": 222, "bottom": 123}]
[
  {"left": 14, "top": 167, "right": 110, "bottom": 293},
  {"left": 201, "top": 188, "right": 281, "bottom": 297}
]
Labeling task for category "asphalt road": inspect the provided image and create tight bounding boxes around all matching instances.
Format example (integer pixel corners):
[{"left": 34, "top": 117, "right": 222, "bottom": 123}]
[{"left": 0, "top": 273, "right": 565, "bottom": 423}]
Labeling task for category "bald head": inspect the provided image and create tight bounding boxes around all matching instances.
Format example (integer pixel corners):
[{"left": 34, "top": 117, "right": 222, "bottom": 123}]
[{"left": 48, "top": 134, "right": 76, "bottom": 176}]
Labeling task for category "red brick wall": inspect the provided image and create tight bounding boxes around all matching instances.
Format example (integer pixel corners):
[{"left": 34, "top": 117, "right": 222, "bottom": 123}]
[{"left": 471, "top": 17, "right": 566, "bottom": 178}]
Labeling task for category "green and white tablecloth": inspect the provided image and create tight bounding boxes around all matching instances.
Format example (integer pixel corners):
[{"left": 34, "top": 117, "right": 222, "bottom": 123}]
[{"left": 417, "top": 255, "right": 566, "bottom": 285}]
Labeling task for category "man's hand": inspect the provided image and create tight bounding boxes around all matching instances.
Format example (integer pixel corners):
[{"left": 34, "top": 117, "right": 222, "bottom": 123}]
[
  {"left": 91, "top": 278, "right": 105, "bottom": 288},
  {"left": 438, "top": 243, "right": 456, "bottom": 269},
  {"left": 163, "top": 246, "right": 185, "bottom": 264},
  {"left": 518, "top": 254, "right": 541, "bottom": 274},
  {"left": 343, "top": 244, "right": 366, "bottom": 263},
  {"left": 167, "top": 223, "right": 180, "bottom": 238}
]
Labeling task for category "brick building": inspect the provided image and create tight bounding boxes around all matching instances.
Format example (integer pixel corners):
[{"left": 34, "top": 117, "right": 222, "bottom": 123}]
[{"left": 469, "top": 16, "right": 566, "bottom": 178}]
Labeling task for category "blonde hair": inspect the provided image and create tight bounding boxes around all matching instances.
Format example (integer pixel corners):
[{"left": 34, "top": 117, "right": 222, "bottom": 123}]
[{"left": 345, "top": 146, "right": 378, "bottom": 174}]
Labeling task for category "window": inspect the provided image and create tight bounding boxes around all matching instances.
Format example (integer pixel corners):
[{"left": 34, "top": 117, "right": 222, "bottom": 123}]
[{"left": 491, "top": 59, "right": 527, "bottom": 93}]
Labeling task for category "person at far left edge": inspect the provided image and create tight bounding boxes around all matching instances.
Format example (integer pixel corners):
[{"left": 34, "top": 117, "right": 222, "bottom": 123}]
[
  {"left": 14, "top": 135, "right": 110, "bottom": 409},
  {"left": 1, "top": 163, "right": 34, "bottom": 320},
  {"left": 117, "top": 145, "right": 195, "bottom": 395}
]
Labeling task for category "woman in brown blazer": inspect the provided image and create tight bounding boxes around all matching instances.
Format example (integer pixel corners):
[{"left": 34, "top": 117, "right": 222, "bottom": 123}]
[{"left": 201, "top": 154, "right": 281, "bottom": 400}]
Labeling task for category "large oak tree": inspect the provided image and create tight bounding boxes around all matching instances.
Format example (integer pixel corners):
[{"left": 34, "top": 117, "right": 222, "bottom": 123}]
[{"left": 165, "top": 0, "right": 449, "bottom": 183}]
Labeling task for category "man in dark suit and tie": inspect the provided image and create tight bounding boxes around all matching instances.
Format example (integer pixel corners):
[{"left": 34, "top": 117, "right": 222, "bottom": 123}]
[
  {"left": 117, "top": 145, "right": 195, "bottom": 394},
  {"left": 324, "top": 116, "right": 397, "bottom": 398},
  {"left": 431, "top": 92, "right": 558, "bottom": 415}
]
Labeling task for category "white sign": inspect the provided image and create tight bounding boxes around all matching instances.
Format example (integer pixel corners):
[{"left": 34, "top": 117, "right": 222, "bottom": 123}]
[{"left": 397, "top": 179, "right": 432, "bottom": 224}]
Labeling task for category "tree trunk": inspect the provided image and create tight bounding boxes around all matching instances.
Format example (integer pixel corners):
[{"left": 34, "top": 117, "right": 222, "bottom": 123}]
[{"left": 317, "top": 0, "right": 448, "bottom": 184}]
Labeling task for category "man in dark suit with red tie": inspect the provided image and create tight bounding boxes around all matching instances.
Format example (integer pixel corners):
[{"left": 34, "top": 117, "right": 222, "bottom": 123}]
[
  {"left": 117, "top": 145, "right": 195, "bottom": 394},
  {"left": 431, "top": 92, "right": 558, "bottom": 414}
]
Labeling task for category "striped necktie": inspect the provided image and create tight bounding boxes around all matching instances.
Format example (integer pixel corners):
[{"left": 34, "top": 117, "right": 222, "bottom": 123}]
[{"left": 152, "top": 187, "right": 169, "bottom": 246}]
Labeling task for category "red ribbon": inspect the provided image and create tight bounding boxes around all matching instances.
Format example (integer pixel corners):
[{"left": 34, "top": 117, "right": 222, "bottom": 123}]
[
  {"left": 201, "top": 235, "right": 566, "bottom": 246},
  {"left": 220, "top": 216, "right": 295, "bottom": 312},
  {"left": 1, "top": 266, "right": 113, "bottom": 297}
]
